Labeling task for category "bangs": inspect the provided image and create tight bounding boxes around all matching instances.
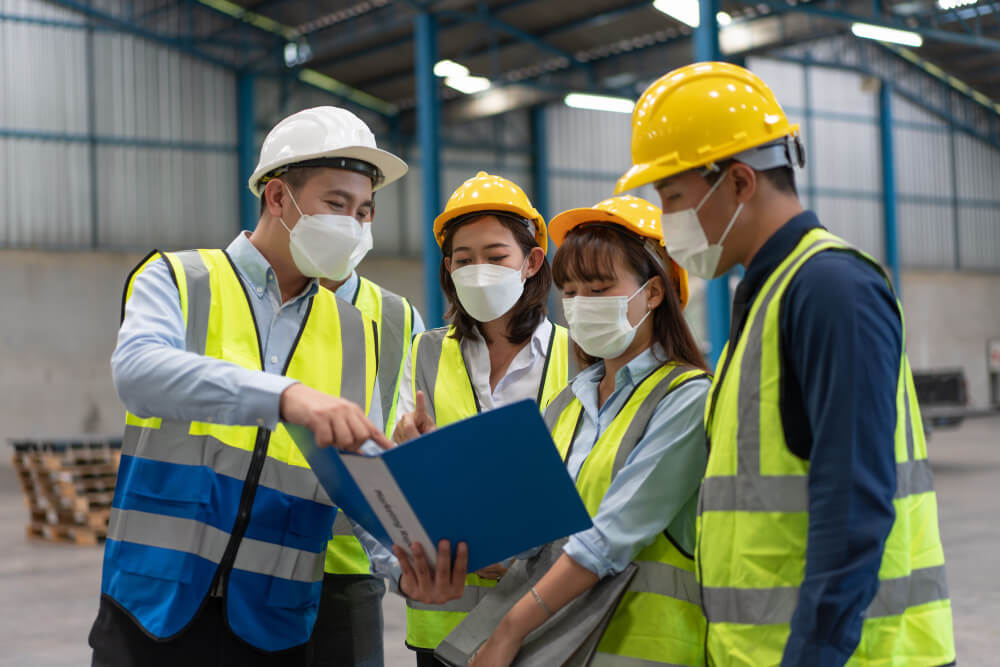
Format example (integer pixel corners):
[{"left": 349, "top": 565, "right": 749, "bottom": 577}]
[{"left": 552, "top": 225, "right": 631, "bottom": 288}]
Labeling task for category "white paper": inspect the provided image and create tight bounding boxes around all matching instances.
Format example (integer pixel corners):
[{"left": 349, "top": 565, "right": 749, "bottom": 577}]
[{"left": 340, "top": 454, "right": 438, "bottom": 569}]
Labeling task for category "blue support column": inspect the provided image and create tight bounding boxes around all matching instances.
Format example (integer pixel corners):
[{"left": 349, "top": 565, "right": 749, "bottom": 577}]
[
  {"left": 879, "top": 82, "right": 902, "bottom": 294},
  {"left": 694, "top": 0, "right": 731, "bottom": 368},
  {"left": 530, "top": 105, "right": 560, "bottom": 321},
  {"left": 237, "top": 71, "right": 258, "bottom": 233},
  {"left": 415, "top": 12, "right": 445, "bottom": 328}
]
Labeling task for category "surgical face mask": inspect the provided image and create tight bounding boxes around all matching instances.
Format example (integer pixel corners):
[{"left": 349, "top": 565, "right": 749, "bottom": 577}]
[
  {"left": 562, "top": 280, "right": 651, "bottom": 360},
  {"left": 280, "top": 188, "right": 373, "bottom": 281},
  {"left": 451, "top": 258, "right": 527, "bottom": 323},
  {"left": 660, "top": 170, "right": 744, "bottom": 280}
]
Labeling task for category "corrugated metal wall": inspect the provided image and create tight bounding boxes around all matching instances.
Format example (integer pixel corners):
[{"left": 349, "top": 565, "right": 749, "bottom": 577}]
[
  {"left": 0, "top": 0, "right": 238, "bottom": 251},
  {"left": 748, "top": 55, "right": 1000, "bottom": 272}
]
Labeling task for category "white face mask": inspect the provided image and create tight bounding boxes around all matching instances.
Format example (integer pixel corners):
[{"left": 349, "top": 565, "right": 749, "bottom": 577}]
[
  {"left": 660, "top": 169, "right": 744, "bottom": 280},
  {"left": 451, "top": 259, "right": 527, "bottom": 323},
  {"left": 562, "top": 280, "right": 651, "bottom": 360},
  {"left": 280, "top": 188, "right": 373, "bottom": 281}
]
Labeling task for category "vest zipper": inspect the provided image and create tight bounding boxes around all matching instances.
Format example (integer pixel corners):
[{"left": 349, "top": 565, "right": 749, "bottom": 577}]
[{"left": 211, "top": 428, "right": 272, "bottom": 597}]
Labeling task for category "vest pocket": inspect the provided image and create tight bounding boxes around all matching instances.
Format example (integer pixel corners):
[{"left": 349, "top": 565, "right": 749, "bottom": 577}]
[
  {"left": 126, "top": 462, "right": 214, "bottom": 507},
  {"left": 265, "top": 575, "right": 322, "bottom": 610},
  {"left": 115, "top": 538, "right": 196, "bottom": 583}
]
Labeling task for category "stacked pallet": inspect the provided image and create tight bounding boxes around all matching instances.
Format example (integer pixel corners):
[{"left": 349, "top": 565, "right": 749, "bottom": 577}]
[{"left": 10, "top": 437, "right": 122, "bottom": 546}]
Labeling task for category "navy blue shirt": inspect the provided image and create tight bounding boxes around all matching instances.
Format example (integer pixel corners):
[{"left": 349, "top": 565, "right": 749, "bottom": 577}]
[{"left": 729, "top": 211, "right": 901, "bottom": 667}]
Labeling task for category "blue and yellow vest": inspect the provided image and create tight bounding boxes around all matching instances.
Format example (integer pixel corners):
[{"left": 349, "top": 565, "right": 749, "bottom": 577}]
[{"left": 102, "top": 248, "right": 377, "bottom": 652}]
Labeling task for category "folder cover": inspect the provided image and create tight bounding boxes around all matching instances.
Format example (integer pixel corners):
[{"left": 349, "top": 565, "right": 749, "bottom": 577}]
[{"left": 288, "top": 399, "right": 593, "bottom": 573}]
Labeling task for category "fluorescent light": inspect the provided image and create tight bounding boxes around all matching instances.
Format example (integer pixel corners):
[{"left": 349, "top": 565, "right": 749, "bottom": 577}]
[
  {"left": 433, "top": 59, "right": 470, "bottom": 78},
  {"left": 850, "top": 22, "right": 923, "bottom": 47},
  {"left": 938, "top": 0, "right": 976, "bottom": 8},
  {"left": 445, "top": 75, "right": 491, "bottom": 94},
  {"left": 564, "top": 93, "right": 636, "bottom": 114},
  {"left": 653, "top": 0, "right": 700, "bottom": 28},
  {"left": 716, "top": 11, "right": 732, "bottom": 26}
]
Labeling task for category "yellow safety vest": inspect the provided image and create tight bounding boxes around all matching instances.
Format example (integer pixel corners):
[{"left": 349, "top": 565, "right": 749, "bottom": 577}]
[
  {"left": 698, "top": 228, "right": 955, "bottom": 666},
  {"left": 324, "top": 276, "right": 417, "bottom": 576},
  {"left": 404, "top": 322, "right": 570, "bottom": 649},
  {"left": 107, "top": 249, "right": 377, "bottom": 651},
  {"left": 544, "top": 362, "right": 709, "bottom": 667}
]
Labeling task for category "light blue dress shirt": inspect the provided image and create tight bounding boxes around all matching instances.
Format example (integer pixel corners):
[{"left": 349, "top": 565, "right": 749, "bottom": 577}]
[
  {"left": 561, "top": 347, "right": 710, "bottom": 578},
  {"left": 112, "top": 232, "right": 382, "bottom": 429},
  {"left": 111, "top": 232, "right": 400, "bottom": 579},
  {"left": 333, "top": 271, "right": 427, "bottom": 338}
]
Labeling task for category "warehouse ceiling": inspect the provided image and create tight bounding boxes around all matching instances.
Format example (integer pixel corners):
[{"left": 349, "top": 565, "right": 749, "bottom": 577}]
[{"left": 62, "top": 0, "right": 1000, "bottom": 122}]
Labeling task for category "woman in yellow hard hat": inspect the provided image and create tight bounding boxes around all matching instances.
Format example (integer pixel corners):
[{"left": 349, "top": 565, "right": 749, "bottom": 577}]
[
  {"left": 468, "top": 195, "right": 710, "bottom": 667},
  {"left": 391, "top": 171, "right": 571, "bottom": 665}
]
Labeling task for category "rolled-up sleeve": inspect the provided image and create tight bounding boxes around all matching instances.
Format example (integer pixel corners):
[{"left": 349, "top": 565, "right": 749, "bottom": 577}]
[
  {"left": 111, "top": 258, "right": 296, "bottom": 429},
  {"left": 564, "top": 378, "right": 710, "bottom": 577}
]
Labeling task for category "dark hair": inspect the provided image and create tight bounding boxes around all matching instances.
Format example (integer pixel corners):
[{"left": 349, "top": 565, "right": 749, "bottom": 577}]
[
  {"left": 552, "top": 225, "right": 709, "bottom": 372},
  {"left": 706, "top": 160, "right": 797, "bottom": 196},
  {"left": 258, "top": 167, "right": 325, "bottom": 216},
  {"left": 439, "top": 213, "right": 551, "bottom": 345}
]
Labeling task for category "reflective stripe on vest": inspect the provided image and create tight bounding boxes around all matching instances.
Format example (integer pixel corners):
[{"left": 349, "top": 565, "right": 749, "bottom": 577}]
[
  {"left": 697, "top": 228, "right": 955, "bottom": 666},
  {"left": 103, "top": 248, "right": 376, "bottom": 653},
  {"left": 323, "top": 277, "right": 415, "bottom": 576},
  {"left": 404, "top": 321, "right": 570, "bottom": 649},
  {"left": 354, "top": 276, "right": 414, "bottom": 431},
  {"left": 545, "top": 362, "right": 708, "bottom": 666}
]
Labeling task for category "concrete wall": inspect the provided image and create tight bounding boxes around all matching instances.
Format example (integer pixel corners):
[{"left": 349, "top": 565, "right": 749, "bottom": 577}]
[
  {"left": 2, "top": 252, "right": 996, "bottom": 445},
  {"left": 902, "top": 270, "right": 1000, "bottom": 408}
]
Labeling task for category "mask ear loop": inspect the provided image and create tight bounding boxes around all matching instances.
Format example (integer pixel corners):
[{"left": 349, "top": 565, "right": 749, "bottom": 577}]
[{"left": 278, "top": 183, "right": 305, "bottom": 235}]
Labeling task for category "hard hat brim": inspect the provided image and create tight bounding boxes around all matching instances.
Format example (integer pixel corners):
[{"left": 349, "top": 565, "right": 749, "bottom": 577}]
[
  {"left": 548, "top": 208, "right": 620, "bottom": 248},
  {"left": 433, "top": 204, "right": 547, "bottom": 254},
  {"left": 249, "top": 145, "right": 408, "bottom": 197}
]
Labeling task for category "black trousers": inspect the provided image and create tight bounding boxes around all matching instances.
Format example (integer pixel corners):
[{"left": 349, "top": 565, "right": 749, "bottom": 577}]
[
  {"left": 308, "top": 573, "right": 386, "bottom": 667},
  {"left": 415, "top": 648, "right": 445, "bottom": 666},
  {"left": 89, "top": 594, "right": 312, "bottom": 667}
]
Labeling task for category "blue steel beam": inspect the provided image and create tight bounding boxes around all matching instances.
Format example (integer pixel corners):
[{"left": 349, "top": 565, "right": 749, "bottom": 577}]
[
  {"left": 238, "top": 72, "right": 259, "bottom": 233},
  {"left": 878, "top": 83, "right": 901, "bottom": 293},
  {"left": 530, "top": 105, "right": 561, "bottom": 321},
  {"left": 415, "top": 12, "right": 445, "bottom": 328},
  {"left": 694, "top": 0, "right": 732, "bottom": 369},
  {"left": 752, "top": 0, "right": 1000, "bottom": 50}
]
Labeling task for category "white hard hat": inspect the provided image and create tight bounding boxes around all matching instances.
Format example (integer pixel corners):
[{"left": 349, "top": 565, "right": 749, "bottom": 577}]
[{"left": 249, "top": 106, "right": 408, "bottom": 196}]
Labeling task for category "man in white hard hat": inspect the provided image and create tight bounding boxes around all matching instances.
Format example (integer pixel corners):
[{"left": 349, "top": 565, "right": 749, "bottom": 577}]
[{"left": 89, "top": 106, "right": 466, "bottom": 667}]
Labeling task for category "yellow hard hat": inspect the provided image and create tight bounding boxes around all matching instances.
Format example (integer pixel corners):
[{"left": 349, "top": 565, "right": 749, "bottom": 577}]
[
  {"left": 548, "top": 195, "right": 689, "bottom": 308},
  {"left": 616, "top": 61, "right": 801, "bottom": 194},
  {"left": 433, "top": 171, "right": 547, "bottom": 253}
]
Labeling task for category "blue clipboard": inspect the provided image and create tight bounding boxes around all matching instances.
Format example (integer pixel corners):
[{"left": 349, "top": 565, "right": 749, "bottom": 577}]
[{"left": 288, "top": 399, "right": 592, "bottom": 572}]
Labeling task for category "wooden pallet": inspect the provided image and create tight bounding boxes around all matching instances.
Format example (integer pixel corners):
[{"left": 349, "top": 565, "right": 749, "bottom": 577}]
[
  {"left": 25, "top": 522, "right": 105, "bottom": 546},
  {"left": 10, "top": 437, "right": 122, "bottom": 546}
]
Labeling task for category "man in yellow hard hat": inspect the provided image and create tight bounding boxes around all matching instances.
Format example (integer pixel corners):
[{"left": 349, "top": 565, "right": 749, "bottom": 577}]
[{"left": 617, "top": 62, "right": 955, "bottom": 666}]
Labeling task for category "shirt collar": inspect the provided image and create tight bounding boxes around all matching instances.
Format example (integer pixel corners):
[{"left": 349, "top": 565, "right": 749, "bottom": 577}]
[
  {"left": 333, "top": 271, "right": 360, "bottom": 304},
  {"left": 225, "top": 231, "right": 318, "bottom": 303},
  {"left": 575, "top": 344, "right": 666, "bottom": 394},
  {"left": 739, "top": 210, "right": 824, "bottom": 303},
  {"left": 465, "top": 317, "right": 553, "bottom": 356}
]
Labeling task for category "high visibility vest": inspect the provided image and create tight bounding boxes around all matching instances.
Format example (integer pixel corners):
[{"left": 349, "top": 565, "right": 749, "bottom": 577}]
[
  {"left": 323, "top": 276, "right": 417, "bottom": 576},
  {"left": 698, "top": 228, "right": 956, "bottom": 666},
  {"left": 102, "top": 249, "right": 377, "bottom": 653},
  {"left": 404, "top": 322, "right": 570, "bottom": 649},
  {"left": 544, "top": 362, "right": 710, "bottom": 667}
]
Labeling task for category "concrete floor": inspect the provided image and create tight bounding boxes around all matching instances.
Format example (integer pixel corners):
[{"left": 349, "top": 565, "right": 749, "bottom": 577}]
[{"left": 1, "top": 417, "right": 997, "bottom": 666}]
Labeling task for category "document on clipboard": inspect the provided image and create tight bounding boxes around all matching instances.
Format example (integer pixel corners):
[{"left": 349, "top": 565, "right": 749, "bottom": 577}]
[{"left": 287, "top": 399, "right": 593, "bottom": 572}]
